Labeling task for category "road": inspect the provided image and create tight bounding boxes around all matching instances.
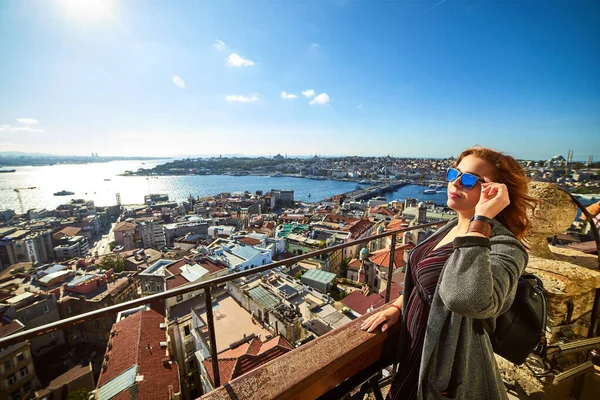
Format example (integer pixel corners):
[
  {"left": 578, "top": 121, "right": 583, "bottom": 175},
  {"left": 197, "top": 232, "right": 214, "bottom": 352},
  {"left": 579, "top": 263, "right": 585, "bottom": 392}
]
[{"left": 91, "top": 223, "right": 116, "bottom": 256}]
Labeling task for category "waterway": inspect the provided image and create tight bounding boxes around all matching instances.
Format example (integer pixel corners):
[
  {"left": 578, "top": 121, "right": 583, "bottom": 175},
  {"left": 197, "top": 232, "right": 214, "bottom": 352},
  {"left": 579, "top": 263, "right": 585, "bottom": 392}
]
[{"left": 0, "top": 160, "right": 450, "bottom": 212}]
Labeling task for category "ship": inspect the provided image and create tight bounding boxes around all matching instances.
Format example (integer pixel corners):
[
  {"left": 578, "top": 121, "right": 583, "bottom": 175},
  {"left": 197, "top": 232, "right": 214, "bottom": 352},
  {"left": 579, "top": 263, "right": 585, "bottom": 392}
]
[
  {"left": 0, "top": 169, "right": 16, "bottom": 173},
  {"left": 54, "top": 190, "right": 75, "bottom": 196},
  {"left": 423, "top": 189, "right": 437, "bottom": 194}
]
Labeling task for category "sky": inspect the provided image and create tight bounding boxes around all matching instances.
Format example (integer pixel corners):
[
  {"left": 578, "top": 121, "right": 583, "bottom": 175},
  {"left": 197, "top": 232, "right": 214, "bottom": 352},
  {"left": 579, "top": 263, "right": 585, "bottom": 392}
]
[{"left": 0, "top": 0, "right": 599, "bottom": 160}]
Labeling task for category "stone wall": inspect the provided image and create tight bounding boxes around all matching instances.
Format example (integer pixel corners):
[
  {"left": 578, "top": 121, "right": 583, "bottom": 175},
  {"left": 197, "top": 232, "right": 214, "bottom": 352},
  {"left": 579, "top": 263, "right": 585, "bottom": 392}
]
[{"left": 497, "top": 182, "right": 600, "bottom": 399}]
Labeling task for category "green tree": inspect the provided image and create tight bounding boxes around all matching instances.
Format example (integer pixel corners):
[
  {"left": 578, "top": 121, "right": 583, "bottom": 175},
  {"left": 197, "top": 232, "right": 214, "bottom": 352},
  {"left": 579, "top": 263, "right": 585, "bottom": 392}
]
[
  {"left": 67, "top": 388, "right": 91, "bottom": 400},
  {"left": 98, "top": 254, "right": 125, "bottom": 273}
]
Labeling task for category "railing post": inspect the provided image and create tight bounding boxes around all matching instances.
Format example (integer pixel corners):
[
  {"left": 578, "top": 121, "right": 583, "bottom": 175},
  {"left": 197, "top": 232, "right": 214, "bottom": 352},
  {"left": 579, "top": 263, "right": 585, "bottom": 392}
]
[
  {"left": 385, "top": 233, "right": 397, "bottom": 303},
  {"left": 205, "top": 286, "right": 220, "bottom": 388}
]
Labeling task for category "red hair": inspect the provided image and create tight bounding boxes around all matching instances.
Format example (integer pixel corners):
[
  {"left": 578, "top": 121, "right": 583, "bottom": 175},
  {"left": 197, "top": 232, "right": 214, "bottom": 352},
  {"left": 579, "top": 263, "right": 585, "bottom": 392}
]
[{"left": 455, "top": 146, "right": 539, "bottom": 241}]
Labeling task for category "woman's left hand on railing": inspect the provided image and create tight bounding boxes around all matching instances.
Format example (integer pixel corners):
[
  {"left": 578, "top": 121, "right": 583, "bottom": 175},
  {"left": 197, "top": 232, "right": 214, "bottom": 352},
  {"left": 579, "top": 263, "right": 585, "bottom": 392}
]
[{"left": 360, "top": 303, "right": 401, "bottom": 333}]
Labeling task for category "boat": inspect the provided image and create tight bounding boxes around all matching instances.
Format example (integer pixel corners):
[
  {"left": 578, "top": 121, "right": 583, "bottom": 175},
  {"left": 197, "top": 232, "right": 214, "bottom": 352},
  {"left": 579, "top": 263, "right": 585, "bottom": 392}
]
[
  {"left": 308, "top": 193, "right": 311, "bottom": 197},
  {"left": 423, "top": 189, "right": 437, "bottom": 194},
  {"left": 0, "top": 169, "right": 16, "bottom": 173},
  {"left": 269, "top": 172, "right": 283, "bottom": 177},
  {"left": 54, "top": 190, "right": 75, "bottom": 196}
]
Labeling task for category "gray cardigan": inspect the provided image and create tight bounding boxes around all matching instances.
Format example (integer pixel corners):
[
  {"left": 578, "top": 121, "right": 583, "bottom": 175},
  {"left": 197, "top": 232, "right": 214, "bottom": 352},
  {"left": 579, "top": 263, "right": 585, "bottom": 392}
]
[{"left": 400, "top": 218, "right": 528, "bottom": 400}]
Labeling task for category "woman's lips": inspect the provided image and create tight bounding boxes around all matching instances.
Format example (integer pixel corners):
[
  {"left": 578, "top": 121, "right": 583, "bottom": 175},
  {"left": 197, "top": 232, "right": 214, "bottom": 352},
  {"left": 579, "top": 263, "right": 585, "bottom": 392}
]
[{"left": 449, "top": 192, "right": 461, "bottom": 199}]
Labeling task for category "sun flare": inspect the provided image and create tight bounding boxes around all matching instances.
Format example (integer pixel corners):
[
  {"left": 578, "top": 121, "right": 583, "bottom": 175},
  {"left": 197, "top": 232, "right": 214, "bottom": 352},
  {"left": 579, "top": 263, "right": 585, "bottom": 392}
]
[{"left": 58, "top": 0, "right": 115, "bottom": 22}]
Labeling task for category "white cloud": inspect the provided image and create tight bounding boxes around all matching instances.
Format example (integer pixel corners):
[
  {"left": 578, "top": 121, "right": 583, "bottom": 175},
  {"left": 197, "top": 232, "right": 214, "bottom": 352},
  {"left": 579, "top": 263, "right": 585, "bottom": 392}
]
[
  {"left": 227, "top": 53, "right": 255, "bottom": 67},
  {"left": 310, "top": 43, "right": 320, "bottom": 48},
  {"left": 358, "top": 104, "right": 363, "bottom": 109},
  {"left": 16, "top": 118, "right": 39, "bottom": 124},
  {"left": 0, "top": 124, "right": 45, "bottom": 133},
  {"left": 280, "top": 91, "right": 298, "bottom": 99},
  {"left": 226, "top": 94, "right": 259, "bottom": 103},
  {"left": 310, "top": 93, "right": 330, "bottom": 105},
  {"left": 213, "top": 39, "right": 227, "bottom": 51},
  {"left": 172, "top": 75, "right": 186, "bottom": 88},
  {"left": 302, "top": 89, "right": 315, "bottom": 98}
]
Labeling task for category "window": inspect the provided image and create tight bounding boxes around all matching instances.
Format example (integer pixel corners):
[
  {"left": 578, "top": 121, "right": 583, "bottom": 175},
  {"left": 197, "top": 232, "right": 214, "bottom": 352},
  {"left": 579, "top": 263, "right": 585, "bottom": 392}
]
[
  {"left": 176, "top": 295, "right": 183, "bottom": 302},
  {"left": 43, "top": 304, "right": 50, "bottom": 313},
  {"left": 67, "top": 305, "right": 72, "bottom": 315},
  {"left": 7, "top": 373, "right": 17, "bottom": 385},
  {"left": 156, "top": 285, "right": 162, "bottom": 292},
  {"left": 23, "top": 381, "right": 32, "bottom": 393},
  {"left": 50, "top": 332, "right": 55, "bottom": 339},
  {"left": 16, "top": 353, "right": 25, "bottom": 363},
  {"left": 188, "top": 359, "right": 195, "bottom": 370},
  {"left": 19, "top": 366, "right": 28, "bottom": 378},
  {"left": 184, "top": 325, "right": 191, "bottom": 336},
  {"left": 4, "top": 359, "right": 13, "bottom": 370}
]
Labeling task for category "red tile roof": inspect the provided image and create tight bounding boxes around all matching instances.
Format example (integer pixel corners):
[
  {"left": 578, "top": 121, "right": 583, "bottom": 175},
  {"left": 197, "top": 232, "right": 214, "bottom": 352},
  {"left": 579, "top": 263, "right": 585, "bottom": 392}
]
[
  {"left": 113, "top": 222, "right": 137, "bottom": 232},
  {"left": 341, "top": 292, "right": 383, "bottom": 316},
  {"left": 385, "top": 219, "right": 406, "bottom": 231},
  {"left": 53, "top": 226, "right": 83, "bottom": 240},
  {"left": 97, "top": 309, "right": 179, "bottom": 399},
  {"left": 202, "top": 335, "right": 293, "bottom": 386},
  {"left": 194, "top": 257, "right": 228, "bottom": 274},
  {"left": 348, "top": 259, "right": 362, "bottom": 271},
  {"left": 0, "top": 319, "right": 24, "bottom": 338},
  {"left": 369, "top": 245, "right": 409, "bottom": 269},
  {"left": 369, "top": 207, "right": 395, "bottom": 217},
  {"left": 237, "top": 237, "right": 261, "bottom": 246},
  {"left": 166, "top": 274, "right": 188, "bottom": 290},
  {"left": 165, "top": 259, "right": 188, "bottom": 275},
  {"left": 346, "top": 218, "right": 375, "bottom": 239}
]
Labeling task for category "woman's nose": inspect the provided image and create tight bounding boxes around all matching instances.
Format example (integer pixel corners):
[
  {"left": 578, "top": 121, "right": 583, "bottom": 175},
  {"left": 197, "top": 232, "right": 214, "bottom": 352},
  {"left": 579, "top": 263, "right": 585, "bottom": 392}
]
[{"left": 451, "top": 177, "right": 463, "bottom": 189}]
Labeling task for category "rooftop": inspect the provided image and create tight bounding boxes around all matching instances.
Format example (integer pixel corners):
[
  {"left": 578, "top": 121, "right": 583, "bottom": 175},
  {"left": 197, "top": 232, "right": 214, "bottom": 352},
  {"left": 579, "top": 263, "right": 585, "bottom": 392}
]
[
  {"left": 194, "top": 294, "right": 271, "bottom": 352},
  {"left": 96, "top": 309, "right": 179, "bottom": 400},
  {"left": 202, "top": 335, "right": 293, "bottom": 386}
]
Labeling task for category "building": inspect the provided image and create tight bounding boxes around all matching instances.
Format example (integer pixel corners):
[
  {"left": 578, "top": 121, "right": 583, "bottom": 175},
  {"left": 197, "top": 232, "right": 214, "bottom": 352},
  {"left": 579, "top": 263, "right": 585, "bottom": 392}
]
[
  {"left": 271, "top": 189, "right": 294, "bottom": 207},
  {"left": 0, "top": 228, "right": 54, "bottom": 267},
  {"left": 1, "top": 293, "right": 66, "bottom": 358},
  {"left": 139, "top": 259, "right": 188, "bottom": 296},
  {"left": 113, "top": 221, "right": 137, "bottom": 250},
  {"left": 53, "top": 235, "right": 89, "bottom": 260},
  {"left": 95, "top": 308, "right": 181, "bottom": 400},
  {"left": 35, "top": 363, "right": 95, "bottom": 400},
  {"left": 164, "top": 220, "right": 209, "bottom": 246},
  {"left": 0, "top": 318, "right": 39, "bottom": 400},
  {"left": 278, "top": 225, "right": 350, "bottom": 273},
  {"left": 206, "top": 239, "right": 273, "bottom": 272},
  {"left": 301, "top": 269, "right": 337, "bottom": 293},
  {"left": 200, "top": 335, "right": 293, "bottom": 393},
  {"left": 138, "top": 219, "right": 166, "bottom": 249}
]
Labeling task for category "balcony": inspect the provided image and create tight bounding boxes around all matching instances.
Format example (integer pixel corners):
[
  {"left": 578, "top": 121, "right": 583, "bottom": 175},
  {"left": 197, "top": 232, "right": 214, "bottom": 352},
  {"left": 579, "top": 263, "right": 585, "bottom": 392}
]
[{"left": 1, "top": 187, "right": 599, "bottom": 400}]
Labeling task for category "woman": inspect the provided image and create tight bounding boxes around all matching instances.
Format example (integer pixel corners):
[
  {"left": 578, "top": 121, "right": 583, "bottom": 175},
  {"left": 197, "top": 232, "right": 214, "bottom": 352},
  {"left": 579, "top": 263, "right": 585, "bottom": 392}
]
[{"left": 361, "top": 146, "right": 538, "bottom": 400}]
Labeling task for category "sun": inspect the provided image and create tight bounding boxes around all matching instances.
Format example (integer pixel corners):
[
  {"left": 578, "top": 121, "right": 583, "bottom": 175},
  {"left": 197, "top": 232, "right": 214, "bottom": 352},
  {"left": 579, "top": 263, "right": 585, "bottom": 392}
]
[{"left": 58, "top": 0, "right": 116, "bottom": 22}]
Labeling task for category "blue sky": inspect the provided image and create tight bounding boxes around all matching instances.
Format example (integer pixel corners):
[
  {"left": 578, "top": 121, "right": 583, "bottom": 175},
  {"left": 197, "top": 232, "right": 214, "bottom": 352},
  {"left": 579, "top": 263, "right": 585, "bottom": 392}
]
[{"left": 0, "top": 0, "right": 598, "bottom": 160}]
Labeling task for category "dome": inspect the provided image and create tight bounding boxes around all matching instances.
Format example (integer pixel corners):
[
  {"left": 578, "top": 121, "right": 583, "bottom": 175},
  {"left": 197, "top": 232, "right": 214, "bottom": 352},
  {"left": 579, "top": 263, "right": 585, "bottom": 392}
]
[
  {"left": 377, "top": 225, "right": 384, "bottom": 234},
  {"left": 418, "top": 202, "right": 426, "bottom": 209},
  {"left": 359, "top": 247, "right": 369, "bottom": 260}
]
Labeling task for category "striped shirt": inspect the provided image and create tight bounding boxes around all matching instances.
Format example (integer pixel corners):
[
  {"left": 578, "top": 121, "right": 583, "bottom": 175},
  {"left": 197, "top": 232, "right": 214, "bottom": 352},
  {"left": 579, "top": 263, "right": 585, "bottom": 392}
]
[{"left": 388, "top": 234, "right": 454, "bottom": 400}]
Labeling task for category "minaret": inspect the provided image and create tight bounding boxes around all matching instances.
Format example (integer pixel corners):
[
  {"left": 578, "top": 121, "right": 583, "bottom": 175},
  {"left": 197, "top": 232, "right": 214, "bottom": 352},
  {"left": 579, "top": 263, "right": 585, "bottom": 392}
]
[{"left": 358, "top": 247, "right": 369, "bottom": 284}]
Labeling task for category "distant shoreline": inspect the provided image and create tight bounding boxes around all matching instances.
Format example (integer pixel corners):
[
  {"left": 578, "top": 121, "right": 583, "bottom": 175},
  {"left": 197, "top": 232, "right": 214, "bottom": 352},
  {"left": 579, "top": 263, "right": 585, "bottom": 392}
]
[{"left": 0, "top": 157, "right": 168, "bottom": 168}]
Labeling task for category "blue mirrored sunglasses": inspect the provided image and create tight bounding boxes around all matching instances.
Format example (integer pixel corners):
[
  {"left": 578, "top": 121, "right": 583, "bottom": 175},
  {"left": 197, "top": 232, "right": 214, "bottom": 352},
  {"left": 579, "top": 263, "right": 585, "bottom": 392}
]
[{"left": 446, "top": 168, "right": 484, "bottom": 189}]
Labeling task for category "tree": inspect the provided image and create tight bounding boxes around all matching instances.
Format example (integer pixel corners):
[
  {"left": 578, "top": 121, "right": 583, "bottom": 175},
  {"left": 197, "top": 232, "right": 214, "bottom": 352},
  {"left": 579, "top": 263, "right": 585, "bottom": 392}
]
[
  {"left": 67, "top": 388, "right": 92, "bottom": 400},
  {"left": 98, "top": 254, "right": 125, "bottom": 273}
]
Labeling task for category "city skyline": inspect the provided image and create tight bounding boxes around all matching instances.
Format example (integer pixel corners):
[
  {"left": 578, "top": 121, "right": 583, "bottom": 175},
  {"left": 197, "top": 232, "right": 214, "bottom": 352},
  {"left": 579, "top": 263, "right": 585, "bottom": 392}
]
[{"left": 1, "top": 1, "right": 599, "bottom": 160}]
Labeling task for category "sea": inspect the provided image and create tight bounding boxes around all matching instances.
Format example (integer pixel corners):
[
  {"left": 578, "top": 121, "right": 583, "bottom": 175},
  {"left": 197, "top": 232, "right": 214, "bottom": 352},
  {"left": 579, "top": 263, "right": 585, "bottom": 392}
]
[{"left": 0, "top": 160, "right": 450, "bottom": 212}]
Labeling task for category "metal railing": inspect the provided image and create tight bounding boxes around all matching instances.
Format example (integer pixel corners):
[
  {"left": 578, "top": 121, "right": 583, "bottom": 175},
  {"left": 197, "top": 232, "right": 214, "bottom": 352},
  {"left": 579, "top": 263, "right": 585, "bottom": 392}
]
[{"left": 0, "top": 221, "right": 446, "bottom": 388}]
